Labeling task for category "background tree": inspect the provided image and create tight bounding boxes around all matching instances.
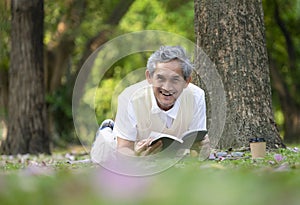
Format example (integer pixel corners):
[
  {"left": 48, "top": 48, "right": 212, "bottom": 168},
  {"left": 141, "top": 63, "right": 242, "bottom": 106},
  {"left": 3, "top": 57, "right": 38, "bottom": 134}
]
[
  {"left": 0, "top": 0, "right": 10, "bottom": 142},
  {"left": 263, "top": 0, "right": 300, "bottom": 143},
  {"left": 44, "top": 0, "right": 135, "bottom": 145},
  {"left": 1, "top": 0, "right": 298, "bottom": 150},
  {"left": 194, "top": 0, "right": 285, "bottom": 148},
  {"left": 1, "top": 0, "right": 50, "bottom": 154},
  {"left": 43, "top": 0, "right": 193, "bottom": 145}
]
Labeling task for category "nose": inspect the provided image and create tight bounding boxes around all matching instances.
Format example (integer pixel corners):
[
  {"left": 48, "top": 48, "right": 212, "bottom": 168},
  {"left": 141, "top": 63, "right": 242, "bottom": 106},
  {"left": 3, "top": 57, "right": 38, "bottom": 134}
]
[{"left": 161, "top": 80, "right": 173, "bottom": 91}]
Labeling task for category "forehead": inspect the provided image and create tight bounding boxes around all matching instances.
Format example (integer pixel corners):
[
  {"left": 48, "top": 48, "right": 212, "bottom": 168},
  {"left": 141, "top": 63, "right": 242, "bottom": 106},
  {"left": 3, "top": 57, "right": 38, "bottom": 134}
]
[{"left": 155, "top": 60, "right": 183, "bottom": 77}]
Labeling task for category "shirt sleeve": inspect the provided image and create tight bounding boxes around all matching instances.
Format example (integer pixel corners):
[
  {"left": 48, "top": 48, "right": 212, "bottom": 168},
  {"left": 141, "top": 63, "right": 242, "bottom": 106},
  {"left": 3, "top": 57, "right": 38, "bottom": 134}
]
[
  {"left": 113, "top": 96, "right": 137, "bottom": 142},
  {"left": 188, "top": 84, "right": 207, "bottom": 131},
  {"left": 113, "top": 81, "right": 149, "bottom": 142}
]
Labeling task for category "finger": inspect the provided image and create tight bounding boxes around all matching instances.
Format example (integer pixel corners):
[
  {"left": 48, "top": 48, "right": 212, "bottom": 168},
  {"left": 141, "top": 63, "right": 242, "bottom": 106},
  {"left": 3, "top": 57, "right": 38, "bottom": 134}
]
[
  {"left": 146, "top": 140, "right": 163, "bottom": 155},
  {"left": 145, "top": 137, "right": 154, "bottom": 146},
  {"left": 135, "top": 140, "right": 150, "bottom": 155},
  {"left": 140, "top": 146, "right": 152, "bottom": 156},
  {"left": 151, "top": 141, "right": 163, "bottom": 154},
  {"left": 151, "top": 139, "right": 162, "bottom": 149},
  {"left": 200, "top": 135, "right": 210, "bottom": 146}
]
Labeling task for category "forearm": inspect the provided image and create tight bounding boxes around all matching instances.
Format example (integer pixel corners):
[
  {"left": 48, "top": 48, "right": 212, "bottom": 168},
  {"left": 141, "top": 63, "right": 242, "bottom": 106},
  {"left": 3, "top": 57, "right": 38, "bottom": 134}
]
[
  {"left": 117, "top": 146, "right": 136, "bottom": 156},
  {"left": 117, "top": 137, "right": 136, "bottom": 156}
]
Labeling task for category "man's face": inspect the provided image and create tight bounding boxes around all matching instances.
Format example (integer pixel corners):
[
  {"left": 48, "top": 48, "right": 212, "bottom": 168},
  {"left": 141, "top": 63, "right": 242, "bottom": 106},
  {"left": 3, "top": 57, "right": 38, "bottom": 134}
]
[{"left": 146, "top": 60, "right": 191, "bottom": 111}]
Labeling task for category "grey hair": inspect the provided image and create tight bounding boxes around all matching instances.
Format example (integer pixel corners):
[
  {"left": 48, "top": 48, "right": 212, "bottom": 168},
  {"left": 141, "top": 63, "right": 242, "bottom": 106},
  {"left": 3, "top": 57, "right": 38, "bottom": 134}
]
[{"left": 146, "top": 45, "right": 194, "bottom": 80}]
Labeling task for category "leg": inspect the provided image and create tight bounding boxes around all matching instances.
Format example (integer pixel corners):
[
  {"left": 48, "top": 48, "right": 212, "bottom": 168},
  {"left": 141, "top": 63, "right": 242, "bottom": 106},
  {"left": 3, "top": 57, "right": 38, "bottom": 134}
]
[{"left": 90, "top": 120, "right": 116, "bottom": 163}]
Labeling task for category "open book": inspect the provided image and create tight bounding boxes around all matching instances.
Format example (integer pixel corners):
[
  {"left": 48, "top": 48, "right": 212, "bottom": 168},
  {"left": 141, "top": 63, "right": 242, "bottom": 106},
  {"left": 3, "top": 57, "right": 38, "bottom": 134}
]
[{"left": 148, "top": 130, "right": 208, "bottom": 151}]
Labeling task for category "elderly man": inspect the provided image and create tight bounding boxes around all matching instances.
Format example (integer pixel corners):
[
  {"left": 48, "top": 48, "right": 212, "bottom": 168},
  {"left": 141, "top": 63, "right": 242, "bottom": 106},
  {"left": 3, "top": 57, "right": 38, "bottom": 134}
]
[{"left": 91, "top": 45, "right": 209, "bottom": 162}]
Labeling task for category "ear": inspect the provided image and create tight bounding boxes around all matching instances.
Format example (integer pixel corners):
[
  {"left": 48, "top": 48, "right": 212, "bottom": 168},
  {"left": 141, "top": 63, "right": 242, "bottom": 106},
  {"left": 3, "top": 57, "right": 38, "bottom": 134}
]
[
  {"left": 145, "top": 70, "right": 153, "bottom": 84},
  {"left": 184, "top": 76, "right": 192, "bottom": 88}
]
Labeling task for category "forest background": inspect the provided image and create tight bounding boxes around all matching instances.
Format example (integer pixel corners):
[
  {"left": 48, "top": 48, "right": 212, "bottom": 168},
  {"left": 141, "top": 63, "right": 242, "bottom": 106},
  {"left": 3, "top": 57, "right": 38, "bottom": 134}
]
[{"left": 0, "top": 0, "right": 299, "bottom": 149}]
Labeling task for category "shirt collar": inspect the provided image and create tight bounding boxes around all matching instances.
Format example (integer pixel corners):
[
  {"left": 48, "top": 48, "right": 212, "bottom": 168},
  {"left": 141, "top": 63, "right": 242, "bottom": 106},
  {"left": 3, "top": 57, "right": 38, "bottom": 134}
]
[{"left": 149, "top": 85, "right": 181, "bottom": 119}]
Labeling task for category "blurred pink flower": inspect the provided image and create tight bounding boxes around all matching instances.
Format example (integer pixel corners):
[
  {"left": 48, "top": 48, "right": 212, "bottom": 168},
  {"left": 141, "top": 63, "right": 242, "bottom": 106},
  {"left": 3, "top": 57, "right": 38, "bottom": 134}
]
[
  {"left": 274, "top": 154, "right": 285, "bottom": 163},
  {"left": 92, "top": 167, "right": 152, "bottom": 202}
]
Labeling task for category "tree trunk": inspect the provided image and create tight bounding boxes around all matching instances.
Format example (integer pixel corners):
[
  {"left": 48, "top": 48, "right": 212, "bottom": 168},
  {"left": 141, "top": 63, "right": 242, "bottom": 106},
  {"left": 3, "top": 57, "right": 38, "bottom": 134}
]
[
  {"left": 1, "top": 0, "right": 50, "bottom": 154},
  {"left": 194, "top": 0, "right": 285, "bottom": 149}
]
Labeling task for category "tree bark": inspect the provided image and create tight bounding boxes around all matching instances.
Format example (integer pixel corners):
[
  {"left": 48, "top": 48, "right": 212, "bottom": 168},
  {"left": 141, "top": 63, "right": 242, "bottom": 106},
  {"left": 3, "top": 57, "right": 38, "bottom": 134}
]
[
  {"left": 1, "top": 0, "right": 50, "bottom": 154},
  {"left": 194, "top": 0, "right": 285, "bottom": 149}
]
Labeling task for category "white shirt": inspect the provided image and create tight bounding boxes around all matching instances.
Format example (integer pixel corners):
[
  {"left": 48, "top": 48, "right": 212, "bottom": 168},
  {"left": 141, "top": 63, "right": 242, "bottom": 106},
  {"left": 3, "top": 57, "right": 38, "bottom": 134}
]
[{"left": 113, "top": 80, "right": 206, "bottom": 141}]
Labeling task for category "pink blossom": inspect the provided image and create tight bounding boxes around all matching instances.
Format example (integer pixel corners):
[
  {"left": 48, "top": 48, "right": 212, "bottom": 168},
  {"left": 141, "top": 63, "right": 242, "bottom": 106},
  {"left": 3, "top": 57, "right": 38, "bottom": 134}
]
[{"left": 274, "top": 154, "right": 285, "bottom": 163}]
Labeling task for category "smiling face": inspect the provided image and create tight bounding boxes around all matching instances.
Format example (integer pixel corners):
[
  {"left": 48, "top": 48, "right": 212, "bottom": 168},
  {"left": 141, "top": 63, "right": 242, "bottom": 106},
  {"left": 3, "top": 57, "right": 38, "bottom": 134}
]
[{"left": 146, "top": 60, "right": 191, "bottom": 111}]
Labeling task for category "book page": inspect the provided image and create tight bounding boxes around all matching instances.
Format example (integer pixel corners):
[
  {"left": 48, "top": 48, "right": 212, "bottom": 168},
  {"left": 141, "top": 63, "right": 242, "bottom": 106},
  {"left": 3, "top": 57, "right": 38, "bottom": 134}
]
[{"left": 148, "top": 131, "right": 183, "bottom": 148}]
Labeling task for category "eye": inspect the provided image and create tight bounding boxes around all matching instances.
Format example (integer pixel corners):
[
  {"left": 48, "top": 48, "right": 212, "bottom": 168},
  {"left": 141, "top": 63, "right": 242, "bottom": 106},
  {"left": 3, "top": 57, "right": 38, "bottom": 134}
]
[
  {"left": 171, "top": 77, "right": 180, "bottom": 84},
  {"left": 156, "top": 75, "right": 165, "bottom": 82}
]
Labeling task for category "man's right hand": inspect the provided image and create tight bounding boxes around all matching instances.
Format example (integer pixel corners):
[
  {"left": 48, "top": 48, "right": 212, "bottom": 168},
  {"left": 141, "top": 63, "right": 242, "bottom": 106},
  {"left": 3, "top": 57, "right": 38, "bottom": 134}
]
[{"left": 134, "top": 138, "right": 163, "bottom": 156}]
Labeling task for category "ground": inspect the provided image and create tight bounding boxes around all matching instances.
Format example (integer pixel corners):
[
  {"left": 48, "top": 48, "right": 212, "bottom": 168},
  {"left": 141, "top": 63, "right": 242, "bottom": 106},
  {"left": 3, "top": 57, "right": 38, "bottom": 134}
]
[{"left": 0, "top": 145, "right": 300, "bottom": 205}]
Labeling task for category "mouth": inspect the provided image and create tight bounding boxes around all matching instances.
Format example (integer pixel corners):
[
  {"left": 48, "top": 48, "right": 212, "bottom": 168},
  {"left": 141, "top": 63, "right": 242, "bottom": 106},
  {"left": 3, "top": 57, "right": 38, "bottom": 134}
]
[{"left": 160, "top": 90, "right": 175, "bottom": 97}]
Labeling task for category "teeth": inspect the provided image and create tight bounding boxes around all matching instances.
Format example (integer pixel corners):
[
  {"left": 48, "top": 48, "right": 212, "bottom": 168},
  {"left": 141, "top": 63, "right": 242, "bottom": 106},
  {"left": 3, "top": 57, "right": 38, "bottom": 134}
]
[{"left": 160, "top": 90, "right": 174, "bottom": 96}]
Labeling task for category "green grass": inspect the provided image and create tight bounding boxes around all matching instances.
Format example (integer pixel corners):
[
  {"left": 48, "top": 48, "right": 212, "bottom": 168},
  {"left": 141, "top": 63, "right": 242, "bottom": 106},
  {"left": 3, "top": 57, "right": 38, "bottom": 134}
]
[{"left": 0, "top": 146, "right": 300, "bottom": 205}]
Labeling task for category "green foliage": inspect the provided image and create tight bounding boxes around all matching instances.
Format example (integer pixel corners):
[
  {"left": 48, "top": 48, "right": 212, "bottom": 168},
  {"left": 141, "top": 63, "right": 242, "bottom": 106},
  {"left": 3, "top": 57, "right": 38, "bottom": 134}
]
[
  {"left": 2, "top": 0, "right": 299, "bottom": 146},
  {"left": 46, "top": 87, "right": 76, "bottom": 145},
  {"left": 94, "top": 53, "right": 150, "bottom": 124},
  {"left": 263, "top": 0, "right": 300, "bottom": 108},
  {"left": 94, "top": 78, "right": 117, "bottom": 123},
  {"left": 120, "top": 0, "right": 195, "bottom": 40},
  {"left": 0, "top": 1, "right": 10, "bottom": 71},
  {"left": 44, "top": 1, "right": 66, "bottom": 41},
  {"left": 262, "top": 0, "right": 300, "bottom": 138},
  {"left": 93, "top": 0, "right": 195, "bottom": 125}
]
